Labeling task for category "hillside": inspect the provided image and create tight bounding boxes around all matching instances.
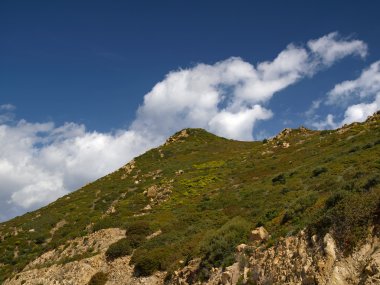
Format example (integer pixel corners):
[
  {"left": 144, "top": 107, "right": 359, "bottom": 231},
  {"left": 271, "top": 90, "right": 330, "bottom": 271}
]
[{"left": 1, "top": 112, "right": 380, "bottom": 284}]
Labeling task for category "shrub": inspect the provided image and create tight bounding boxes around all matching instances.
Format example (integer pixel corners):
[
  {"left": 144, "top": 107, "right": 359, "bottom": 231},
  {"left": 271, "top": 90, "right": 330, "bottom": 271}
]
[
  {"left": 199, "top": 216, "right": 250, "bottom": 276},
  {"left": 133, "top": 251, "right": 160, "bottom": 276},
  {"left": 362, "top": 143, "right": 373, "bottom": 150},
  {"left": 309, "top": 190, "right": 380, "bottom": 254},
  {"left": 126, "top": 234, "right": 145, "bottom": 248},
  {"left": 87, "top": 272, "right": 108, "bottom": 285},
  {"left": 93, "top": 217, "right": 122, "bottom": 232},
  {"left": 311, "top": 166, "right": 327, "bottom": 177},
  {"left": 320, "top": 130, "right": 330, "bottom": 135},
  {"left": 362, "top": 175, "right": 380, "bottom": 191},
  {"left": 280, "top": 187, "right": 290, "bottom": 195},
  {"left": 324, "top": 192, "right": 345, "bottom": 209},
  {"left": 272, "top": 174, "right": 286, "bottom": 185},
  {"left": 34, "top": 235, "right": 46, "bottom": 245},
  {"left": 126, "top": 220, "right": 151, "bottom": 236},
  {"left": 105, "top": 238, "right": 132, "bottom": 261},
  {"left": 132, "top": 247, "right": 173, "bottom": 277},
  {"left": 348, "top": 146, "right": 360, "bottom": 153},
  {"left": 281, "top": 194, "right": 317, "bottom": 225}
]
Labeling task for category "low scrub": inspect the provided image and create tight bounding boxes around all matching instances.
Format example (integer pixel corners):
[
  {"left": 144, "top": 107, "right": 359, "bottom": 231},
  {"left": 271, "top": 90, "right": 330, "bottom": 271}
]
[
  {"left": 199, "top": 217, "right": 250, "bottom": 279},
  {"left": 87, "top": 272, "right": 108, "bottom": 285},
  {"left": 105, "top": 238, "right": 132, "bottom": 261}
]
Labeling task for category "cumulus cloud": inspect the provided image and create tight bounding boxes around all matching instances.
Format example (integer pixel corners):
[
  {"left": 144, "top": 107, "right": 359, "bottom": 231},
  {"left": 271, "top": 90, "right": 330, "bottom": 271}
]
[
  {"left": 0, "top": 120, "right": 154, "bottom": 221},
  {"left": 308, "top": 32, "right": 367, "bottom": 66},
  {"left": 133, "top": 33, "right": 367, "bottom": 140},
  {"left": 0, "top": 32, "right": 367, "bottom": 221},
  {"left": 313, "top": 61, "right": 380, "bottom": 129},
  {"left": 327, "top": 61, "right": 380, "bottom": 104}
]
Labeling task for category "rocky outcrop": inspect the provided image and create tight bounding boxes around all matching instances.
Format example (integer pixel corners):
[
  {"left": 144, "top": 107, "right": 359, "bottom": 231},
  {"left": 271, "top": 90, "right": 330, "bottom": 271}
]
[
  {"left": 170, "top": 228, "right": 380, "bottom": 285},
  {"left": 4, "top": 228, "right": 166, "bottom": 285},
  {"left": 165, "top": 129, "right": 190, "bottom": 145},
  {"left": 5, "top": 226, "right": 380, "bottom": 285}
]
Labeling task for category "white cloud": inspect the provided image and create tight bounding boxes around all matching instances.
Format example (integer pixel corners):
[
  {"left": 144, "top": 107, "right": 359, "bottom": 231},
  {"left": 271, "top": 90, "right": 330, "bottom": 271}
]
[
  {"left": 208, "top": 106, "right": 273, "bottom": 140},
  {"left": 341, "top": 94, "right": 380, "bottom": 125},
  {"left": 311, "top": 114, "right": 338, "bottom": 129},
  {"left": 0, "top": 32, "right": 368, "bottom": 221},
  {"left": 0, "top": 104, "right": 16, "bottom": 111},
  {"left": 308, "top": 32, "right": 367, "bottom": 66},
  {"left": 0, "top": 122, "right": 154, "bottom": 221},
  {"left": 327, "top": 61, "right": 380, "bottom": 104},
  {"left": 313, "top": 61, "right": 380, "bottom": 129}
]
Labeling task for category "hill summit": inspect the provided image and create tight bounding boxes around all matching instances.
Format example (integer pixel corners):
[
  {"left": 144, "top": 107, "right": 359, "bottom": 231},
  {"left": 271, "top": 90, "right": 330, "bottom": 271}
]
[{"left": 1, "top": 112, "right": 380, "bottom": 284}]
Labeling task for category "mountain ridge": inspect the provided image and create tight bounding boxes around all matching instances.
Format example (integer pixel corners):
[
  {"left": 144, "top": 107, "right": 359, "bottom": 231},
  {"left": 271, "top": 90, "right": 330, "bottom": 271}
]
[{"left": 1, "top": 112, "right": 380, "bottom": 284}]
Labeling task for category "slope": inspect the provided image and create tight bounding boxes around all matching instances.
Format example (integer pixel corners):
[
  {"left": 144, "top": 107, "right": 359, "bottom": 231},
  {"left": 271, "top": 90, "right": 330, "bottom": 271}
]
[{"left": 1, "top": 113, "right": 380, "bottom": 283}]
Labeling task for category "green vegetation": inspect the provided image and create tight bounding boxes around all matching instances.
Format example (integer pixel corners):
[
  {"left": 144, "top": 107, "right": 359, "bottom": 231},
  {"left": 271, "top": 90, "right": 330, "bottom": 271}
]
[
  {"left": 105, "top": 238, "right": 132, "bottom": 261},
  {"left": 87, "top": 272, "right": 108, "bottom": 285},
  {"left": 1, "top": 114, "right": 380, "bottom": 282},
  {"left": 199, "top": 217, "right": 250, "bottom": 279}
]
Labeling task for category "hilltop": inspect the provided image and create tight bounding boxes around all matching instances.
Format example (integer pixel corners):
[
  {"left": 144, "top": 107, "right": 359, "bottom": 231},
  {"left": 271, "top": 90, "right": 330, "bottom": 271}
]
[{"left": 1, "top": 112, "right": 380, "bottom": 284}]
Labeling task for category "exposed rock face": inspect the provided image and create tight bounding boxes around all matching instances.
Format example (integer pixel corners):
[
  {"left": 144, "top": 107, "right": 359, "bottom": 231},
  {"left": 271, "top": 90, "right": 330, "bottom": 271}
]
[
  {"left": 170, "top": 229, "right": 380, "bottom": 285},
  {"left": 165, "top": 129, "right": 190, "bottom": 145},
  {"left": 6, "top": 227, "right": 380, "bottom": 285},
  {"left": 5, "top": 226, "right": 380, "bottom": 285},
  {"left": 4, "top": 228, "right": 166, "bottom": 285}
]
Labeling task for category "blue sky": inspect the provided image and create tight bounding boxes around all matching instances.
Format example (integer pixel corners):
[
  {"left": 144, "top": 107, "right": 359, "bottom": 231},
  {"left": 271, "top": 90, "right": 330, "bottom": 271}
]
[{"left": 1, "top": 1, "right": 380, "bottom": 221}]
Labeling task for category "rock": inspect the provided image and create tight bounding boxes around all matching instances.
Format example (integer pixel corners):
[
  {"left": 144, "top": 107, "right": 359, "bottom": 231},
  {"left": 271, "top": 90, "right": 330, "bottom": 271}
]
[
  {"left": 282, "top": 142, "right": 290, "bottom": 148},
  {"left": 143, "top": 204, "right": 152, "bottom": 211},
  {"left": 236, "top": 243, "right": 247, "bottom": 252},
  {"left": 165, "top": 129, "right": 190, "bottom": 145},
  {"left": 221, "top": 271, "right": 232, "bottom": 285},
  {"left": 250, "top": 226, "right": 269, "bottom": 242},
  {"left": 146, "top": 229, "right": 162, "bottom": 240},
  {"left": 323, "top": 233, "right": 336, "bottom": 261},
  {"left": 146, "top": 186, "right": 158, "bottom": 198}
]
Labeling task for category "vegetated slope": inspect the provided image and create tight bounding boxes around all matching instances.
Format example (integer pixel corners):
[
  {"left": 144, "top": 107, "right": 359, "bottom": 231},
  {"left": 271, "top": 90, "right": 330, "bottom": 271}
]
[{"left": 1, "top": 113, "right": 380, "bottom": 284}]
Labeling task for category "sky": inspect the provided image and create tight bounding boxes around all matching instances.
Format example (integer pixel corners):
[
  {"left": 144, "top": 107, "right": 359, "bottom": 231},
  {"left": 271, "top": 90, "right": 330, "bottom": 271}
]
[{"left": 1, "top": 1, "right": 380, "bottom": 221}]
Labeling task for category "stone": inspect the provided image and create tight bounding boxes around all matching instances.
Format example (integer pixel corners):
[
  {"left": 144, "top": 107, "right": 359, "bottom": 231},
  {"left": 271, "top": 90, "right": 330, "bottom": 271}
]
[
  {"left": 146, "top": 186, "right": 158, "bottom": 198},
  {"left": 250, "top": 226, "right": 269, "bottom": 242},
  {"left": 236, "top": 243, "right": 247, "bottom": 252}
]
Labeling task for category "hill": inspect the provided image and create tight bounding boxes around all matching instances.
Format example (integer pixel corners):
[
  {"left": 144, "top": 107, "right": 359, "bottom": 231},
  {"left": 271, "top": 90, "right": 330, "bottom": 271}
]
[{"left": 1, "top": 112, "right": 380, "bottom": 284}]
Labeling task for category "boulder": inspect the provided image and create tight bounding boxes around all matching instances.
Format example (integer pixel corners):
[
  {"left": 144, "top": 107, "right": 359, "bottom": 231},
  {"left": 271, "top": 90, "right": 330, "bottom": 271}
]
[{"left": 250, "top": 226, "right": 269, "bottom": 242}]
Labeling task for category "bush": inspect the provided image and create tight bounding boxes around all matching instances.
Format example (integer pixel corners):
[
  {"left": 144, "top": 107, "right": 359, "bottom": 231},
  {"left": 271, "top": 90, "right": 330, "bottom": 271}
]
[
  {"left": 87, "top": 272, "right": 108, "bottom": 285},
  {"left": 126, "top": 220, "right": 151, "bottom": 236},
  {"left": 105, "top": 238, "right": 132, "bottom": 261},
  {"left": 132, "top": 246, "right": 176, "bottom": 277},
  {"left": 34, "top": 235, "right": 46, "bottom": 245},
  {"left": 93, "top": 217, "right": 122, "bottom": 232},
  {"left": 311, "top": 166, "right": 327, "bottom": 177},
  {"left": 362, "top": 175, "right": 380, "bottom": 191},
  {"left": 324, "top": 192, "right": 345, "bottom": 209},
  {"left": 133, "top": 251, "right": 160, "bottom": 276},
  {"left": 348, "top": 146, "right": 360, "bottom": 153},
  {"left": 199, "top": 216, "right": 250, "bottom": 276},
  {"left": 126, "top": 234, "right": 145, "bottom": 248},
  {"left": 362, "top": 143, "right": 373, "bottom": 150},
  {"left": 272, "top": 174, "right": 286, "bottom": 185},
  {"left": 281, "top": 194, "right": 317, "bottom": 225},
  {"left": 309, "top": 190, "right": 380, "bottom": 254}
]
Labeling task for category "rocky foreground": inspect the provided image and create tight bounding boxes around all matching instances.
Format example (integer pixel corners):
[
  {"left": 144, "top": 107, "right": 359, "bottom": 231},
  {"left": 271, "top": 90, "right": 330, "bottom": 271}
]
[{"left": 5, "top": 225, "right": 380, "bottom": 285}]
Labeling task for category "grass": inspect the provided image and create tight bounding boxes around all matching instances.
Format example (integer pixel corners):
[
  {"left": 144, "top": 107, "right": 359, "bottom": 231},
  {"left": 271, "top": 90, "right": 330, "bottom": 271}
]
[{"left": 0, "top": 115, "right": 380, "bottom": 282}]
